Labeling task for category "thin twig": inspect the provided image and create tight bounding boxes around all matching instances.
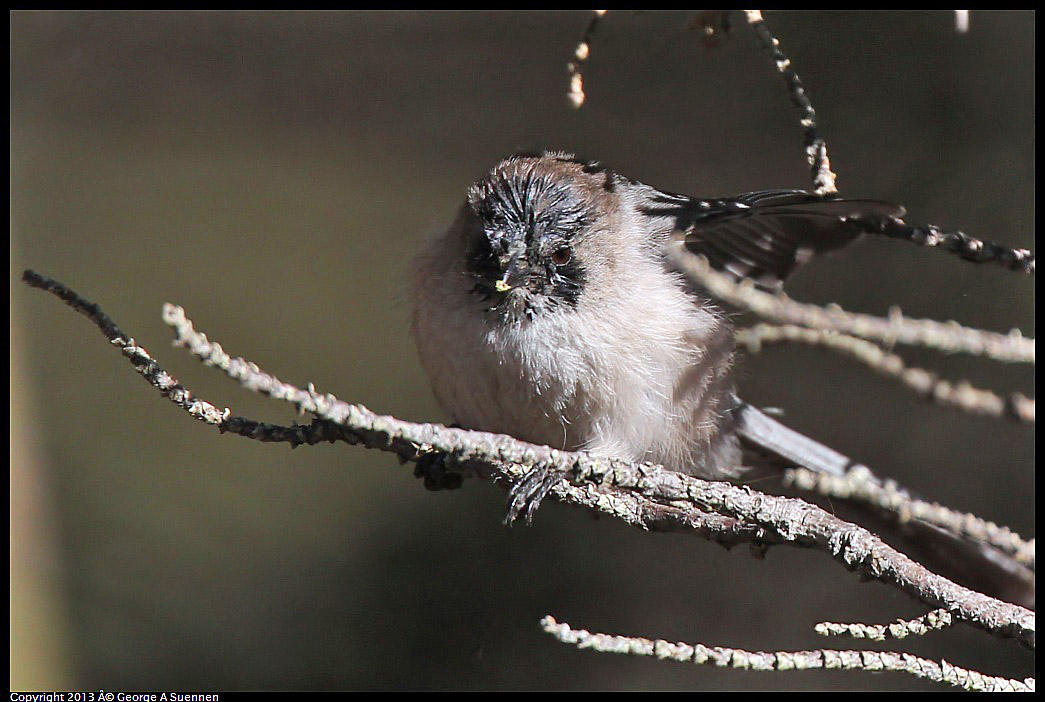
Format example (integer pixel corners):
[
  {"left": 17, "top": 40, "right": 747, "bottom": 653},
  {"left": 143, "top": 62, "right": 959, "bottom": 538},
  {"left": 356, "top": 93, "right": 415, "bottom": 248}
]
[
  {"left": 560, "top": 12, "right": 1035, "bottom": 275},
  {"left": 21, "top": 270, "right": 230, "bottom": 426},
  {"left": 22, "top": 270, "right": 1035, "bottom": 649},
  {"left": 668, "top": 243, "right": 1034, "bottom": 363},
  {"left": 744, "top": 10, "right": 837, "bottom": 196},
  {"left": 846, "top": 213, "right": 1035, "bottom": 275},
  {"left": 744, "top": 11, "right": 1033, "bottom": 275},
  {"left": 566, "top": 10, "right": 607, "bottom": 109},
  {"left": 736, "top": 324, "right": 1034, "bottom": 424},
  {"left": 540, "top": 616, "right": 1034, "bottom": 692},
  {"left": 786, "top": 466, "right": 1036, "bottom": 570},
  {"left": 815, "top": 609, "right": 954, "bottom": 641}
]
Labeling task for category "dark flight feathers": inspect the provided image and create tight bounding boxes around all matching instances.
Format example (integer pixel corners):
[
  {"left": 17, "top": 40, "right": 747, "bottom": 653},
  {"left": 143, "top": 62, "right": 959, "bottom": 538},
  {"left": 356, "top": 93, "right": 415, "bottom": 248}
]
[{"left": 645, "top": 189, "right": 905, "bottom": 291}]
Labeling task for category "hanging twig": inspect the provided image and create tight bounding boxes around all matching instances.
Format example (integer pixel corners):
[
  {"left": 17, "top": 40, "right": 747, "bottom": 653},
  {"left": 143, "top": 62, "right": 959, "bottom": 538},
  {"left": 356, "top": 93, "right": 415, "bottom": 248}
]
[
  {"left": 744, "top": 11, "right": 1033, "bottom": 273},
  {"left": 563, "top": 11, "right": 1036, "bottom": 273},
  {"left": 743, "top": 10, "right": 837, "bottom": 196},
  {"left": 566, "top": 10, "right": 607, "bottom": 109}
]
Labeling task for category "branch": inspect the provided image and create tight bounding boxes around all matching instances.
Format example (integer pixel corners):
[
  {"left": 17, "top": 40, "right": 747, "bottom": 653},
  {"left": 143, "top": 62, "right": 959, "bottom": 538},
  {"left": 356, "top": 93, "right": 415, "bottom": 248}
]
[
  {"left": 668, "top": 242, "right": 1034, "bottom": 363},
  {"left": 743, "top": 11, "right": 1035, "bottom": 275},
  {"left": 540, "top": 616, "right": 1034, "bottom": 692},
  {"left": 736, "top": 324, "right": 1034, "bottom": 424},
  {"left": 744, "top": 10, "right": 837, "bottom": 196},
  {"left": 847, "top": 213, "right": 1035, "bottom": 275},
  {"left": 786, "top": 466, "right": 1035, "bottom": 570},
  {"left": 21, "top": 270, "right": 1035, "bottom": 650},
  {"left": 566, "top": 10, "right": 607, "bottom": 109},
  {"left": 815, "top": 608, "right": 954, "bottom": 641},
  {"left": 561, "top": 12, "right": 1036, "bottom": 274}
]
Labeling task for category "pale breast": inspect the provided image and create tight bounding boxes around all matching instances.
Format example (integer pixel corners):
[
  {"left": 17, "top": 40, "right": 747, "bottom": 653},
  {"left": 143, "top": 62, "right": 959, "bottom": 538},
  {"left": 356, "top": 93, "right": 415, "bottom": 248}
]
[{"left": 409, "top": 226, "right": 741, "bottom": 477}]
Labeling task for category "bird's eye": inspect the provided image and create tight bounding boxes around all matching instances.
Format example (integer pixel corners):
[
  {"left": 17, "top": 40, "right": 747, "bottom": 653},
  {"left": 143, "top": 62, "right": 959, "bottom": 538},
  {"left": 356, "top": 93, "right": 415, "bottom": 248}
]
[{"left": 550, "top": 247, "right": 572, "bottom": 266}]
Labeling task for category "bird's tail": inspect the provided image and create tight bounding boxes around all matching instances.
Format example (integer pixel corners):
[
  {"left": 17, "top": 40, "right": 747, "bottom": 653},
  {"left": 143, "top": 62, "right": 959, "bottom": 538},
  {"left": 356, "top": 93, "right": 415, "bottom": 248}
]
[
  {"left": 731, "top": 398, "right": 1034, "bottom": 609},
  {"left": 734, "top": 400, "right": 865, "bottom": 480}
]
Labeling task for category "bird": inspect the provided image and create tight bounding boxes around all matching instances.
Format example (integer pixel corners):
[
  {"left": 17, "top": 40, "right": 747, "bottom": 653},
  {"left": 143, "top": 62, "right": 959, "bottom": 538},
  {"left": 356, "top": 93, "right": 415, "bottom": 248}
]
[{"left": 409, "top": 151, "right": 904, "bottom": 521}]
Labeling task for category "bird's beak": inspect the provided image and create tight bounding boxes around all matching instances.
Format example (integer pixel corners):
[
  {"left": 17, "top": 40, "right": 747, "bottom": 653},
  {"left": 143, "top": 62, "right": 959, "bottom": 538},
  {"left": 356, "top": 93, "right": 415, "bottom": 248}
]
[{"left": 495, "top": 241, "right": 528, "bottom": 292}]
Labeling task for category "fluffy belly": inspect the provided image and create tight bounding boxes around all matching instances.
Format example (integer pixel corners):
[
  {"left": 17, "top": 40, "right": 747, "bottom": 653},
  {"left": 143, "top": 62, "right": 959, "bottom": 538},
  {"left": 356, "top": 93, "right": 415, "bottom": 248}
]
[
  {"left": 416, "top": 311, "right": 705, "bottom": 468},
  {"left": 410, "top": 270, "right": 740, "bottom": 477},
  {"left": 420, "top": 333, "right": 579, "bottom": 451}
]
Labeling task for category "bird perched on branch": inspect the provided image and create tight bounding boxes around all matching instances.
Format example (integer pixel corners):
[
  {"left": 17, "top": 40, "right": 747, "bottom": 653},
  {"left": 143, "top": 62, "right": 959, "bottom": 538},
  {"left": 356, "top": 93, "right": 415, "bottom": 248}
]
[{"left": 410, "top": 151, "right": 903, "bottom": 521}]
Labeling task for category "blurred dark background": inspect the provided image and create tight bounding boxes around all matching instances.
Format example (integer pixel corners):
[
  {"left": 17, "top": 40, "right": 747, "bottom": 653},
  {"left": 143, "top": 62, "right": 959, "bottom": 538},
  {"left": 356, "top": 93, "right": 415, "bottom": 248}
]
[{"left": 11, "top": 10, "right": 1033, "bottom": 691}]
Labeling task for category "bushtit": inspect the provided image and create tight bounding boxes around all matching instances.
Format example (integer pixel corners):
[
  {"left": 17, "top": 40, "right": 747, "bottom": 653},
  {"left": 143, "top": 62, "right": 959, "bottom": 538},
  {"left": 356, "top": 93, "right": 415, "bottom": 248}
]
[{"left": 410, "top": 152, "right": 903, "bottom": 518}]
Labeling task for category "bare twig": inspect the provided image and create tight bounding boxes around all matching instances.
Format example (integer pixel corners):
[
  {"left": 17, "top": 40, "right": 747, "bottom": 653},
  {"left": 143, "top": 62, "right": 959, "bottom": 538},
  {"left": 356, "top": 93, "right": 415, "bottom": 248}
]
[
  {"left": 815, "top": 608, "right": 954, "bottom": 641},
  {"left": 745, "top": 11, "right": 1033, "bottom": 275},
  {"left": 744, "top": 10, "right": 837, "bottom": 196},
  {"left": 566, "top": 10, "right": 840, "bottom": 194},
  {"left": 736, "top": 324, "right": 1034, "bottom": 423},
  {"left": 566, "top": 10, "right": 607, "bottom": 109},
  {"left": 22, "top": 270, "right": 1035, "bottom": 650},
  {"left": 846, "top": 213, "right": 1035, "bottom": 275},
  {"left": 689, "top": 10, "right": 734, "bottom": 50},
  {"left": 540, "top": 616, "right": 1034, "bottom": 692},
  {"left": 668, "top": 243, "right": 1034, "bottom": 363},
  {"left": 560, "top": 12, "right": 1036, "bottom": 275},
  {"left": 786, "top": 466, "right": 1036, "bottom": 570},
  {"left": 20, "top": 270, "right": 230, "bottom": 426}
]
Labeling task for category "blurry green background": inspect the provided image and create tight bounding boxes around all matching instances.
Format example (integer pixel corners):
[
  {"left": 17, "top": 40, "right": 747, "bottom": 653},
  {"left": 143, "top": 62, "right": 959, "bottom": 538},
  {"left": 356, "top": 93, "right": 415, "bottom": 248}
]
[{"left": 11, "top": 10, "right": 1033, "bottom": 691}]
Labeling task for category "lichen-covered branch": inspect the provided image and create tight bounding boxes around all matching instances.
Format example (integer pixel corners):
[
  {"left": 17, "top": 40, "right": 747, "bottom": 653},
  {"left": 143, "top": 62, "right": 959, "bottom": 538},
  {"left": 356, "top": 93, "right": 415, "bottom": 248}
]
[
  {"left": 669, "top": 243, "right": 1034, "bottom": 363},
  {"left": 21, "top": 270, "right": 1035, "bottom": 650},
  {"left": 786, "top": 466, "right": 1035, "bottom": 570},
  {"left": 736, "top": 324, "right": 1034, "bottom": 424},
  {"left": 815, "top": 609, "right": 954, "bottom": 641},
  {"left": 540, "top": 616, "right": 1034, "bottom": 692}
]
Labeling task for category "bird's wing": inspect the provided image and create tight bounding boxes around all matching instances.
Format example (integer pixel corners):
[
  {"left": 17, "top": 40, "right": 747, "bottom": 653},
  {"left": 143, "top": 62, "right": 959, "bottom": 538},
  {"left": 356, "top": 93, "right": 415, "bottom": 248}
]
[{"left": 641, "top": 189, "right": 905, "bottom": 291}]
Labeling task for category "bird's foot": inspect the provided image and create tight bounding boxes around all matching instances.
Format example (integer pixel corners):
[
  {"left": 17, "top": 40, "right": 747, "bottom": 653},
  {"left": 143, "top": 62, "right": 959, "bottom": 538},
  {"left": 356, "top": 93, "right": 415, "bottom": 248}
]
[{"left": 505, "top": 466, "right": 566, "bottom": 526}]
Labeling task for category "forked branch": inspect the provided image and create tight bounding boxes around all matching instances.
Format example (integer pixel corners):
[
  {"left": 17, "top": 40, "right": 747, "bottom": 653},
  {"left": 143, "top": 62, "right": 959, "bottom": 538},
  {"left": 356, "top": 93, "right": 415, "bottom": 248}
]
[{"left": 20, "top": 270, "right": 1035, "bottom": 652}]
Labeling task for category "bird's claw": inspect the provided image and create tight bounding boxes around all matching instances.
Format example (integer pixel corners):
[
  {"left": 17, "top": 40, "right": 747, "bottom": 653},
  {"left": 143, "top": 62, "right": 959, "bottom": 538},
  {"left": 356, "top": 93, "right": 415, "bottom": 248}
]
[{"left": 505, "top": 466, "right": 565, "bottom": 526}]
